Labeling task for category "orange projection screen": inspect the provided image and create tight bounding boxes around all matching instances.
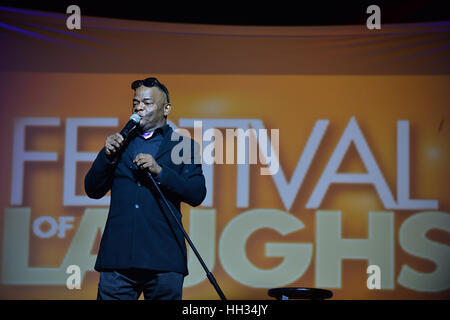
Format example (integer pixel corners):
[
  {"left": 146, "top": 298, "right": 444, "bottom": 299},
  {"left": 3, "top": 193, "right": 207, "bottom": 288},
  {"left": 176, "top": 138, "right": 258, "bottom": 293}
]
[{"left": 0, "top": 8, "right": 449, "bottom": 299}]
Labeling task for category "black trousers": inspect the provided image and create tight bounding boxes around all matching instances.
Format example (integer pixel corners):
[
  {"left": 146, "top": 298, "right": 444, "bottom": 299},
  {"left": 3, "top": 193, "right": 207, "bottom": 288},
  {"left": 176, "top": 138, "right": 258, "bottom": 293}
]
[{"left": 97, "top": 268, "right": 184, "bottom": 300}]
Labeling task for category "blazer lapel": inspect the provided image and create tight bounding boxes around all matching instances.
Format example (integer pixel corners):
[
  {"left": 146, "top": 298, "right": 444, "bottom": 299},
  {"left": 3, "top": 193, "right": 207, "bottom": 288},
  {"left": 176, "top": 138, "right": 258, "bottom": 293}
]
[{"left": 155, "top": 125, "right": 178, "bottom": 161}]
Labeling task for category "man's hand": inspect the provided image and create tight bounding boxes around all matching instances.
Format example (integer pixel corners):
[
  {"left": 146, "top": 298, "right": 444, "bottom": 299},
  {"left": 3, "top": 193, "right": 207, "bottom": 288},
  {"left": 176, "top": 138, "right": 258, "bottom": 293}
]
[
  {"left": 105, "top": 133, "right": 124, "bottom": 159},
  {"left": 133, "top": 153, "right": 162, "bottom": 175}
]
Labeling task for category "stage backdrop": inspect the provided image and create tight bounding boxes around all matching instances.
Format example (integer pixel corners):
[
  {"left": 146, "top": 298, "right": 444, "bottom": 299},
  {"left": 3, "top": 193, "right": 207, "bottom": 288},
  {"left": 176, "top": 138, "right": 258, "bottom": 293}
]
[{"left": 0, "top": 7, "right": 449, "bottom": 299}]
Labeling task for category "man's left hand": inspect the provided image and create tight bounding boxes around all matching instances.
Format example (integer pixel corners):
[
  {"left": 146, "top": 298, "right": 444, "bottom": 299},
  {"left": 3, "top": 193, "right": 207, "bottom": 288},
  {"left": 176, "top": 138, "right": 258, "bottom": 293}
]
[{"left": 133, "top": 153, "right": 162, "bottom": 175}]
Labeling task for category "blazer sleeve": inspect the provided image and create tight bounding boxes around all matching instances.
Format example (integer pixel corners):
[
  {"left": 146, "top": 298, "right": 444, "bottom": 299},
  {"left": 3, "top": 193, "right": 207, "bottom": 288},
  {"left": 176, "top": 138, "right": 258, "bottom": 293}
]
[
  {"left": 84, "top": 147, "right": 117, "bottom": 199},
  {"left": 155, "top": 141, "right": 206, "bottom": 207}
]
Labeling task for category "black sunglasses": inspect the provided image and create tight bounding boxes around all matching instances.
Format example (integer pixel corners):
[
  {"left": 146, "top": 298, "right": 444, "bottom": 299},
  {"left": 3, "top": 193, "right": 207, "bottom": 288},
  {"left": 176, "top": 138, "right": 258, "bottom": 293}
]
[{"left": 131, "top": 77, "right": 170, "bottom": 103}]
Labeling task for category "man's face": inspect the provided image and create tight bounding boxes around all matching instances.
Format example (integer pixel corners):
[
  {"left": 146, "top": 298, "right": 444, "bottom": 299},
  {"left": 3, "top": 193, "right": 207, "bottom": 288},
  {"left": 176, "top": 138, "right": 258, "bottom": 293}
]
[{"left": 132, "top": 86, "right": 171, "bottom": 132}]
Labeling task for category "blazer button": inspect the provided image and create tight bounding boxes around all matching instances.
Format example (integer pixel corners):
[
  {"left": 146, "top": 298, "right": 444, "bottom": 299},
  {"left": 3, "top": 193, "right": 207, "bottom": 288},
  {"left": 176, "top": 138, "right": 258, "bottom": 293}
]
[{"left": 137, "top": 182, "right": 141, "bottom": 187}]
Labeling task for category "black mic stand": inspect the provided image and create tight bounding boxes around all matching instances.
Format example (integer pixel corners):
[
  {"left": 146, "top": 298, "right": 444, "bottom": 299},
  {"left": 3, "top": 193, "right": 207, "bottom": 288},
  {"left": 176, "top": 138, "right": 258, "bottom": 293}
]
[{"left": 146, "top": 172, "right": 227, "bottom": 300}]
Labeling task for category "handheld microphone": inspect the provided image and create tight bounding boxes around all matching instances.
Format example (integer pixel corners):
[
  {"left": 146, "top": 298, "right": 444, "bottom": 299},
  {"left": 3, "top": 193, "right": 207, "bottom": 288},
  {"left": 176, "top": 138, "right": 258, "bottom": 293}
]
[
  {"left": 120, "top": 113, "right": 141, "bottom": 141},
  {"left": 105, "top": 114, "right": 141, "bottom": 162}
]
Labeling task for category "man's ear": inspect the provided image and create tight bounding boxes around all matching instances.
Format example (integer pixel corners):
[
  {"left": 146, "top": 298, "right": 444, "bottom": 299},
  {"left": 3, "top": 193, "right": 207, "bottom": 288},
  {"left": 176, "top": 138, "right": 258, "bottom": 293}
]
[{"left": 164, "top": 103, "right": 172, "bottom": 117}]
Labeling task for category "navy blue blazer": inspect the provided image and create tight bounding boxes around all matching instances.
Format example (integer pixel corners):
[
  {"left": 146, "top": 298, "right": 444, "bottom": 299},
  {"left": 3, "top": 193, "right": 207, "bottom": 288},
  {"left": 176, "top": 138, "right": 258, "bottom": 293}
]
[{"left": 84, "top": 124, "right": 206, "bottom": 276}]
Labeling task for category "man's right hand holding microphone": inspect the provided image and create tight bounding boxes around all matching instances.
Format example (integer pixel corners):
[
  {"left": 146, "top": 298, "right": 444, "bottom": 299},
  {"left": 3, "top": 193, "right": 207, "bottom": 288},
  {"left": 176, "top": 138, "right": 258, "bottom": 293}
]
[{"left": 105, "top": 133, "right": 125, "bottom": 160}]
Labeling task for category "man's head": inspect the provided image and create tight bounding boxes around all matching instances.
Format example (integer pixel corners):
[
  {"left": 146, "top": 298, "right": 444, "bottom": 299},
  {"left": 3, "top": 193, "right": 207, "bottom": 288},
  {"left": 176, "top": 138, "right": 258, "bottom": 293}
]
[{"left": 131, "top": 77, "right": 171, "bottom": 133}]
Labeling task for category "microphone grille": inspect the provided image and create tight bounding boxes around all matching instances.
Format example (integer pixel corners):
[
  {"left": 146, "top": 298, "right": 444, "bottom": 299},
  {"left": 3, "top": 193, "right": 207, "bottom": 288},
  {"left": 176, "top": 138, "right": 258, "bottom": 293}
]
[{"left": 130, "top": 113, "right": 141, "bottom": 123}]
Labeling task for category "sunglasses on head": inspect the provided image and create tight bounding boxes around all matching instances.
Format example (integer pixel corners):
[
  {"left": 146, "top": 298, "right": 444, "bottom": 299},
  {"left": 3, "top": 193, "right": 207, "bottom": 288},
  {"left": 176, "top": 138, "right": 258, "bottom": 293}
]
[{"left": 131, "top": 77, "right": 170, "bottom": 103}]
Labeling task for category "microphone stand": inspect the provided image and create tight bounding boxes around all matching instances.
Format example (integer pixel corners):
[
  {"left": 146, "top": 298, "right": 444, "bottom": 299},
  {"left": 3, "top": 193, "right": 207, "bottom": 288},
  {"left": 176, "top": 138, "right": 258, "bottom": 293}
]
[{"left": 146, "top": 172, "right": 227, "bottom": 300}]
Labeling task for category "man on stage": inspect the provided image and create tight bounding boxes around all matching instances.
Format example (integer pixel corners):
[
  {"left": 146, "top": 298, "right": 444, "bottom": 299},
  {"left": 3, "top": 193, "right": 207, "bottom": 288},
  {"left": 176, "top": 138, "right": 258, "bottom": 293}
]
[{"left": 84, "top": 77, "right": 206, "bottom": 300}]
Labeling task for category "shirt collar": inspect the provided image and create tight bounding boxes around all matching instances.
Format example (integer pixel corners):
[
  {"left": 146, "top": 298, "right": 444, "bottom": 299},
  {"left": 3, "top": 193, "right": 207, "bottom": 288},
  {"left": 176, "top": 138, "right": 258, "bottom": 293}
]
[
  {"left": 139, "top": 124, "right": 169, "bottom": 139},
  {"left": 140, "top": 131, "right": 154, "bottom": 139}
]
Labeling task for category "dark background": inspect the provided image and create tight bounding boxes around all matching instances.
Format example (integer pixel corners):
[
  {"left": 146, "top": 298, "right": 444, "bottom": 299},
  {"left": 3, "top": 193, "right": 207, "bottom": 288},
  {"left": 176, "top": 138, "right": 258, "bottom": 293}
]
[{"left": 2, "top": 0, "right": 450, "bottom": 26}]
